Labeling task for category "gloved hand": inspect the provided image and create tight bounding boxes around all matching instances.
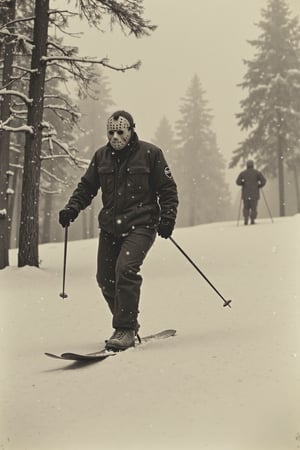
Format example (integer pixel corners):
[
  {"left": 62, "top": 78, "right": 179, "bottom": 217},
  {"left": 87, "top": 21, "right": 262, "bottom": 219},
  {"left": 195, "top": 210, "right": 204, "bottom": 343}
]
[
  {"left": 59, "top": 207, "right": 78, "bottom": 228},
  {"left": 157, "top": 219, "right": 175, "bottom": 239}
]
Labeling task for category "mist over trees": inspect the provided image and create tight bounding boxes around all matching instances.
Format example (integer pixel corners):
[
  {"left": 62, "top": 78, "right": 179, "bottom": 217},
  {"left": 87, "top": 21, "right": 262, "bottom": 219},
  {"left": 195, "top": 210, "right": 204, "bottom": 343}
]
[
  {"left": 153, "top": 75, "right": 231, "bottom": 227},
  {"left": 230, "top": 0, "right": 300, "bottom": 216}
]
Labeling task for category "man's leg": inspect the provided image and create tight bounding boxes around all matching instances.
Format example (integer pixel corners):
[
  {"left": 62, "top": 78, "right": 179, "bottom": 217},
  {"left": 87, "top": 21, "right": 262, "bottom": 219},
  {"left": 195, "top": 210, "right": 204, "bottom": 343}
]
[
  {"left": 113, "top": 227, "right": 156, "bottom": 330},
  {"left": 250, "top": 199, "right": 258, "bottom": 224},
  {"left": 243, "top": 199, "right": 250, "bottom": 225},
  {"left": 96, "top": 230, "right": 121, "bottom": 316}
]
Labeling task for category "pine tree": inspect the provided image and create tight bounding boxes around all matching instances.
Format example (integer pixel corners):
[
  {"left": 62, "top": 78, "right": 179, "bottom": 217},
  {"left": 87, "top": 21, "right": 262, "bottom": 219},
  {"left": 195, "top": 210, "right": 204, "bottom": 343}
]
[
  {"left": 153, "top": 117, "right": 174, "bottom": 152},
  {"left": 176, "top": 74, "right": 231, "bottom": 226},
  {"left": 153, "top": 116, "right": 178, "bottom": 174},
  {"left": 230, "top": 0, "right": 300, "bottom": 216}
]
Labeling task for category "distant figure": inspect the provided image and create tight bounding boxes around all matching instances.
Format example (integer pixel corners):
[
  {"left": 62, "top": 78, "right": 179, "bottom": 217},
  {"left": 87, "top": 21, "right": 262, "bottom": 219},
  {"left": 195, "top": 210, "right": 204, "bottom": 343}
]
[{"left": 236, "top": 160, "right": 266, "bottom": 225}]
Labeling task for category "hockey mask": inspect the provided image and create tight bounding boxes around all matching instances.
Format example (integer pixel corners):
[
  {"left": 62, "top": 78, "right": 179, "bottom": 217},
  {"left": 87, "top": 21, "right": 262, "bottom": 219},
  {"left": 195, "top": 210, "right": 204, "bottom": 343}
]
[{"left": 107, "top": 114, "right": 132, "bottom": 151}]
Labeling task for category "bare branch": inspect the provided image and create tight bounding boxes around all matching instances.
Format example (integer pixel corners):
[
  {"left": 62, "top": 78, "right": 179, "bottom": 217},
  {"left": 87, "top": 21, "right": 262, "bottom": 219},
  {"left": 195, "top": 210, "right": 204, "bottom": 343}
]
[
  {"left": 41, "top": 167, "right": 66, "bottom": 184},
  {"left": 0, "top": 16, "right": 35, "bottom": 32},
  {"left": 44, "top": 94, "right": 81, "bottom": 116},
  {"left": 51, "top": 137, "right": 89, "bottom": 168},
  {"left": 48, "top": 9, "right": 82, "bottom": 37},
  {"left": 48, "top": 9, "right": 79, "bottom": 19},
  {"left": 77, "top": 0, "right": 157, "bottom": 37},
  {"left": 2, "top": 68, "right": 32, "bottom": 89},
  {"left": 40, "top": 186, "right": 63, "bottom": 194}
]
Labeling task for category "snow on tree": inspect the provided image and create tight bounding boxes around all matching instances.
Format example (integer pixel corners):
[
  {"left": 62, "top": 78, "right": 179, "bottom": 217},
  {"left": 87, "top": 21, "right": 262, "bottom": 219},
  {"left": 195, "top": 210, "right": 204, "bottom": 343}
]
[{"left": 229, "top": 0, "right": 300, "bottom": 216}]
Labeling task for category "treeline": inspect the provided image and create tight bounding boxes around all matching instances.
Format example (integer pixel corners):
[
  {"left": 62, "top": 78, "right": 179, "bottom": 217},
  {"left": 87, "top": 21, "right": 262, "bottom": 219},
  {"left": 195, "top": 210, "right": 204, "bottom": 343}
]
[{"left": 0, "top": 0, "right": 155, "bottom": 269}]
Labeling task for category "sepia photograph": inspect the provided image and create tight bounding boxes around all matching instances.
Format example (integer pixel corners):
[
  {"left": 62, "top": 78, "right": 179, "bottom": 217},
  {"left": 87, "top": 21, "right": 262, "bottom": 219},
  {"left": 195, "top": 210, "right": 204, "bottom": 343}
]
[{"left": 0, "top": 1, "right": 299, "bottom": 449}]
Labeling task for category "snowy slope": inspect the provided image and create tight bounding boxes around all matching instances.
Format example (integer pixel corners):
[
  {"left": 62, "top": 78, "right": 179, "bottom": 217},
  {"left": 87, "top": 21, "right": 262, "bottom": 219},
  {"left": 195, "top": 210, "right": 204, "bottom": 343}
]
[{"left": 0, "top": 216, "right": 299, "bottom": 450}]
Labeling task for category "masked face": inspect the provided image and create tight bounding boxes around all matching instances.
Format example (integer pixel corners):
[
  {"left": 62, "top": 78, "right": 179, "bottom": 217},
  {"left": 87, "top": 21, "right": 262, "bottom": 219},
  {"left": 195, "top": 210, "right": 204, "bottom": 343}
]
[{"left": 107, "top": 115, "right": 132, "bottom": 151}]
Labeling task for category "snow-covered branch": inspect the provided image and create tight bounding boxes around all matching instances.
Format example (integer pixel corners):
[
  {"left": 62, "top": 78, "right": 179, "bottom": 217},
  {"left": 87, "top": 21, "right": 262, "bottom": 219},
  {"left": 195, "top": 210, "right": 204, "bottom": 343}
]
[
  {"left": 0, "top": 88, "right": 32, "bottom": 105},
  {"left": 42, "top": 55, "right": 141, "bottom": 72},
  {"left": 12, "top": 65, "right": 38, "bottom": 74},
  {"left": 44, "top": 94, "right": 79, "bottom": 113},
  {"left": 0, "top": 31, "right": 34, "bottom": 52},
  {"left": 2, "top": 69, "right": 31, "bottom": 90},
  {"left": 10, "top": 105, "right": 27, "bottom": 116},
  {"left": 48, "top": 9, "right": 81, "bottom": 37},
  {"left": 41, "top": 154, "right": 77, "bottom": 161},
  {"left": 9, "top": 163, "right": 23, "bottom": 170},
  {"left": 0, "top": 124, "right": 33, "bottom": 133}
]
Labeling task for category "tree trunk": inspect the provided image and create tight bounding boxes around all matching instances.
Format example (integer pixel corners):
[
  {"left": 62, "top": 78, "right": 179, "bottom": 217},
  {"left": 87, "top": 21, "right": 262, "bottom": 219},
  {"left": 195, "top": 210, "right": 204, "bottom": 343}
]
[
  {"left": 18, "top": 0, "right": 49, "bottom": 267},
  {"left": 0, "top": 0, "right": 16, "bottom": 269}
]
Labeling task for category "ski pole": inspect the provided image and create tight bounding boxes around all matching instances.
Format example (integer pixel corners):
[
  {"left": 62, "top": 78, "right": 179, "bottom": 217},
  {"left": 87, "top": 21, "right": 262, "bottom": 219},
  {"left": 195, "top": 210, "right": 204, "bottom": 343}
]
[
  {"left": 261, "top": 188, "right": 274, "bottom": 223},
  {"left": 59, "top": 225, "right": 69, "bottom": 299},
  {"left": 169, "top": 236, "right": 232, "bottom": 308}
]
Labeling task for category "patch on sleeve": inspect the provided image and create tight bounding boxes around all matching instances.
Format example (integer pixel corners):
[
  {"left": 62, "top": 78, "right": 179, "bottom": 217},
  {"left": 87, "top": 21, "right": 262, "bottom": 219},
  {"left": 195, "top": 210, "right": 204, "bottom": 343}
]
[{"left": 164, "top": 166, "right": 173, "bottom": 179}]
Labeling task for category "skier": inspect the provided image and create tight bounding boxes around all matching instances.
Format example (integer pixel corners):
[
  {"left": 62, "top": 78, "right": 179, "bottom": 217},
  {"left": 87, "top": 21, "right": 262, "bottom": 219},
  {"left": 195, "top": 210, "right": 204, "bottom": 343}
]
[
  {"left": 58, "top": 110, "right": 178, "bottom": 351},
  {"left": 236, "top": 160, "right": 266, "bottom": 225}
]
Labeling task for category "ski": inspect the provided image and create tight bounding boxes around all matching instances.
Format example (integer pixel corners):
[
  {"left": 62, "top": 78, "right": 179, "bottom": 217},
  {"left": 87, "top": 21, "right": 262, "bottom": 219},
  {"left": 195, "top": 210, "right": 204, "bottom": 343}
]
[{"left": 45, "top": 329, "right": 176, "bottom": 362}]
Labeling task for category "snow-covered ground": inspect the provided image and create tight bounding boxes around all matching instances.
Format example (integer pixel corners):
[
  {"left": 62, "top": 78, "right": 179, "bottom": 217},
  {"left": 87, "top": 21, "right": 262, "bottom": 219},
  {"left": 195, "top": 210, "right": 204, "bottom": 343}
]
[{"left": 1, "top": 216, "right": 299, "bottom": 450}]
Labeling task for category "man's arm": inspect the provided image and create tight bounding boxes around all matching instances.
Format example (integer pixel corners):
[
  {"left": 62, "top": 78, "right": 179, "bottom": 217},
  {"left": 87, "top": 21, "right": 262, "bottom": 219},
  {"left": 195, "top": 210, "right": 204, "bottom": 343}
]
[
  {"left": 151, "top": 148, "right": 178, "bottom": 224},
  {"left": 258, "top": 172, "right": 266, "bottom": 188},
  {"left": 66, "top": 152, "right": 101, "bottom": 213},
  {"left": 236, "top": 172, "right": 245, "bottom": 186}
]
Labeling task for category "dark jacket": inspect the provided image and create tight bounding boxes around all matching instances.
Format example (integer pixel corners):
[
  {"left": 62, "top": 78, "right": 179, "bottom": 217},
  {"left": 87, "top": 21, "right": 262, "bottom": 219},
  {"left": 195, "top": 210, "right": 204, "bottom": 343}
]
[
  {"left": 66, "top": 134, "right": 179, "bottom": 236},
  {"left": 236, "top": 168, "right": 266, "bottom": 200}
]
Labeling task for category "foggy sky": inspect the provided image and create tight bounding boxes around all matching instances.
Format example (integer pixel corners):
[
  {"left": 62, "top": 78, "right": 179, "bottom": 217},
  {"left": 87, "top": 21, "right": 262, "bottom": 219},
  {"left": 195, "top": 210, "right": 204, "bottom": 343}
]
[{"left": 65, "top": 0, "right": 300, "bottom": 195}]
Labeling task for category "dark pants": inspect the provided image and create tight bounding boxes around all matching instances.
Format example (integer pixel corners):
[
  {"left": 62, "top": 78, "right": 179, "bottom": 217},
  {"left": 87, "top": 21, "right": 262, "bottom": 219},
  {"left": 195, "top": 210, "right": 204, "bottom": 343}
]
[
  {"left": 243, "top": 198, "right": 258, "bottom": 224},
  {"left": 96, "top": 227, "right": 156, "bottom": 330}
]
